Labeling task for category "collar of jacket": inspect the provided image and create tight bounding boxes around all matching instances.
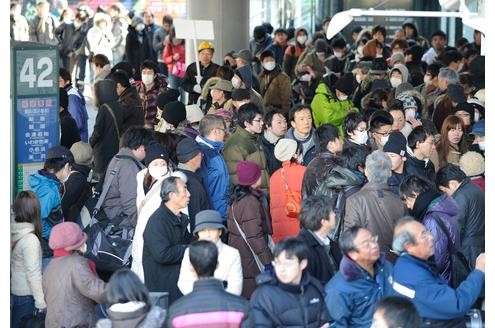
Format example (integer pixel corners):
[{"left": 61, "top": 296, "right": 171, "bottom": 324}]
[
  {"left": 361, "top": 182, "right": 390, "bottom": 193},
  {"left": 263, "top": 129, "right": 280, "bottom": 145},
  {"left": 288, "top": 127, "right": 314, "bottom": 144},
  {"left": 339, "top": 253, "right": 386, "bottom": 282},
  {"left": 38, "top": 168, "right": 60, "bottom": 183},
  {"left": 400, "top": 253, "right": 437, "bottom": 273},
  {"left": 453, "top": 177, "right": 470, "bottom": 196},
  {"left": 299, "top": 228, "right": 322, "bottom": 248},
  {"left": 192, "top": 278, "right": 225, "bottom": 291},
  {"left": 236, "top": 126, "right": 259, "bottom": 141},
  {"left": 196, "top": 135, "right": 224, "bottom": 151},
  {"left": 161, "top": 202, "right": 189, "bottom": 226}
]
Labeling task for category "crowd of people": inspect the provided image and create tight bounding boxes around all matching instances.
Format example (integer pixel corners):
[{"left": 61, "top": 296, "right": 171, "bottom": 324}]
[{"left": 10, "top": 1, "right": 486, "bottom": 327}]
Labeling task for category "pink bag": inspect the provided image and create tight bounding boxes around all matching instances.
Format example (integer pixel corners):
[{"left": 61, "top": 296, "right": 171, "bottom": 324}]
[{"left": 172, "top": 62, "right": 186, "bottom": 78}]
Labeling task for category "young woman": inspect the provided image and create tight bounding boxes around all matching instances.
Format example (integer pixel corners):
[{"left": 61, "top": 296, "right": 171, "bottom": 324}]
[
  {"left": 11, "top": 191, "right": 46, "bottom": 327},
  {"left": 432, "top": 115, "right": 468, "bottom": 170},
  {"left": 227, "top": 161, "right": 273, "bottom": 299},
  {"left": 162, "top": 26, "right": 186, "bottom": 91}
]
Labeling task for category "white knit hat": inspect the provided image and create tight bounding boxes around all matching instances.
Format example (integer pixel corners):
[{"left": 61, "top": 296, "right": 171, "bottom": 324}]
[
  {"left": 274, "top": 139, "right": 298, "bottom": 162},
  {"left": 459, "top": 151, "right": 484, "bottom": 177}
]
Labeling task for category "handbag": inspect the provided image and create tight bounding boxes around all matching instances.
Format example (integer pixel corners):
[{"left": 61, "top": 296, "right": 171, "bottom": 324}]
[
  {"left": 231, "top": 205, "right": 265, "bottom": 273},
  {"left": 172, "top": 61, "right": 186, "bottom": 78},
  {"left": 431, "top": 214, "right": 472, "bottom": 288},
  {"left": 280, "top": 167, "right": 301, "bottom": 218}
]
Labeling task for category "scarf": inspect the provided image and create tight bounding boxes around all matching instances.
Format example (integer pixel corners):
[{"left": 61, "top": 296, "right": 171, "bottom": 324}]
[
  {"left": 53, "top": 249, "right": 97, "bottom": 275},
  {"left": 411, "top": 189, "right": 441, "bottom": 220}
]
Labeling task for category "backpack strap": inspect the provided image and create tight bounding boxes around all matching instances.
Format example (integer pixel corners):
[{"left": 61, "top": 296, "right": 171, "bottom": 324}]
[
  {"left": 114, "top": 154, "right": 143, "bottom": 171},
  {"left": 103, "top": 103, "right": 120, "bottom": 137}
]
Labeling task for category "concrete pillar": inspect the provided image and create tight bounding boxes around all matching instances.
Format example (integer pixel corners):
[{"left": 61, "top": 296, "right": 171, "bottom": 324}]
[{"left": 186, "top": 0, "right": 250, "bottom": 66}]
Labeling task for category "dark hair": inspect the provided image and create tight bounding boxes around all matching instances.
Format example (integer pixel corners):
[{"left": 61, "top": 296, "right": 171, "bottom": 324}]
[
  {"left": 436, "top": 115, "right": 467, "bottom": 167},
  {"left": 111, "top": 61, "right": 135, "bottom": 79},
  {"left": 162, "top": 14, "right": 173, "bottom": 25},
  {"left": 109, "top": 70, "right": 131, "bottom": 88},
  {"left": 372, "top": 25, "right": 386, "bottom": 38},
  {"left": 442, "top": 50, "right": 463, "bottom": 67},
  {"left": 263, "top": 110, "right": 286, "bottom": 127},
  {"left": 341, "top": 144, "right": 369, "bottom": 171},
  {"left": 374, "top": 296, "right": 421, "bottom": 328},
  {"left": 189, "top": 240, "right": 218, "bottom": 278},
  {"left": 343, "top": 112, "right": 366, "bottom": 138},
  {"left": 152, "top": 131, "right": 182, "bottom": 166},
  {"left": 436, "top": 163, "right": 467, "bottom": 189},
  {"left": 315, "top": 124, "right": 340, "bottom": 153},
  {"left": 368, "top": 89, "right": 389, "bottom": 110},
  {"left": 92, "top": 54, "right": 110, "bottom": 68},
  {"left": 274, "top": 28, "right": 287, "bottom": 35},
  {"left": 369, "top": 110, "right": 393, "bottom": 133},
  {"left": 106, "top": 269, "right": 151, "bottom": 306},
  {"left": 141, "top": 60, "right": 159, "bottom": 74},
  {"left": 261, "top": 22, "right": 273, "bottom": 35},
  {"left": 331, "top": 37, "right": 346, "bottom": 49},
  {"left": 59, "top": 68, "right": 71, "bottom": 83},
  {"left": 274, "top": 237, "right": 309, "bottom": 262},
  {"left": 431, "top": 30, "right": 447, "bottom": 39},
  {"left": 391, "top": 38, "right": 408, "bottom": 51},
  {"left": 44, "top": 157, "right": 70, "bottom": 173},
  {"left": 216, "top": 65, "right": 235, "bottom": 80},
  {"left": 339, "top": 226, "right": 362, "bottom": 254},
  {"left": 14, "top": 191, "right": 43, "bottom": 240},
  {"left": 387, "top": 99, "right": 404, "bottom": 113},
  {"left": 426, "top": 63, "right": 442, "bottom": 78},
  {"left": 289, "top": 104, "right": 312, "bottom": 123},
  {"left": 122, "top": 126, "right": 153, "bottom": 150},
  {"left": 237, "top": 103, "right": 262, "bottom": 128},
  {"left": 399, "top": 175, "right": 434, "bottom": 200},
  {"left": 407, "top": 126, "right": 431, "bottom": 150},
  {"left": 299, "top": 195, "right": 336, "bottom": 231},
  {"left": 160, "top": 176, "right": 181, "bottom": 202},
  {"left": 404, "top": 44, "right": 424, "bottom": 64},
  {"left": 260, "top": 49, "right": 275, "bottom": 62}
]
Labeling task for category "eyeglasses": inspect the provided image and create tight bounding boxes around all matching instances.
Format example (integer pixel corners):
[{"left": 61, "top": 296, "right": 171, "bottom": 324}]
[
  {"left": 272, "top": 259, "right": 300, "bottom": 268},
  {"left": 358, "top": 235, "right": 379, "bottom": 249},
  {"left": 374, "top": 131, "right": 391, "bottom": 137},
  {"left": 252, "top": 119, "right": 263, "bottom": 124}
]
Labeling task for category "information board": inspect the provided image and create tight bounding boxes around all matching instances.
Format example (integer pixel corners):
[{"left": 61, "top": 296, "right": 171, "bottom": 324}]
[{"left": 11, "top": 42, "right": 59, "bottom": 196}]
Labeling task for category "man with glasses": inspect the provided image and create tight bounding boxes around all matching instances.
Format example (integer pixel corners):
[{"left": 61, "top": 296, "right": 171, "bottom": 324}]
[
  {"left": 251, "top": 238, "right": 331, "bottom": 327},
  {"left": 392, "top": 217, "right": 485, "bottom": 326},
  {"left": 325, "top": 226, "right": 393, "bottom": 328},
  {"left": 224, "top": 103, "right": 270, "bottom": 189},
  {"left": 369, "top": 110, "right": 394, "bottom": 151},
  {"left": 195, "top": 115, "right": 230, "bottom": 220}
]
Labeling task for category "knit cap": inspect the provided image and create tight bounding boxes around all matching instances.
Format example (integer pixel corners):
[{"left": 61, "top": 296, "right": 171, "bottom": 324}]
[
  {"left": 459, "top": 151, "right": 484, "bottom": 177},
  {"left": 145, "top": 142, "right": 169, "bottom": 166},
  {"left": 176, "top": 138, "right": 201, "bottom": 163},
  {"left": 236, "top": 161, "right": 261, "bottom": 186},
  {"left": 274, "top": 139, "right": 298, "bottom": 162},
  {"left": 383, "top": 132, "right": 407, "bottom": 156},
  {"left": 162, "top": 101, "right": 186, "bottom": 128},
  {"left": 49, "top": 222, "right": 87, "bottom": 251}
]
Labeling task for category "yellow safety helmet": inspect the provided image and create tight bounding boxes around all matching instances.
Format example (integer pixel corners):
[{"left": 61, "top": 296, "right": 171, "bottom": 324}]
[{"left": 198, "top": 41, "right": 214, "bottom": 53}]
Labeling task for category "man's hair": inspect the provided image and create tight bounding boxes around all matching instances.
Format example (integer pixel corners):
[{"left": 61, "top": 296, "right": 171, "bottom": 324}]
[
  {"left": 106, "top": 269, "right": 150, "bottom": 306},
  {"left": 391, "top": 38, "right": 408, "bottom": 51},
  {"left": 162, "top": 14, "right": 173, "bottom": 25},
  {"left": 160, "top": 176, "right": 180, "bottom": 202},
  {"left": 372, "top": 25, "right": 386, "bottom": 38},
  {"left": 122, "top": 126, "right": 153, "bottom": 150},
  {"left": 112, "top": 61, "right": 135, "bottom": 78},
  {"left": 387, "top": 99, "right": 404, "bottom": 113},
  {"left": 436, "top": 163, "right": 467, "bottom": 189},
  {"left": 399, "top": 175, "right": 434, "bottom": 200},
  {"left": 92, "top": 54, "right": 110, "bottom": 68},
  {"left": 289, "top": 104, "right": 312, "bottom": 122},
  {"left": 263, "top": 110, "right": 285, "bottom": 127},
  {"left": 431, "top": 30, "right": 447, "bottom": 39},
  {"left": 44, "top": 157, "right": 70, "bottom": 172},
  {"left": 341, "top": 145, "right": 369, "bottom": 172},
  {"left": 339, "top": 226, "right": 363, "bottom": 254},
  {"left": 365, "top": 150, "right": 392, "bottom": 184},
  {"left": 59, "top": 68, "right": 71, "bottom": 83},
  {"left": 374, "top": 296, "right": 421, "bottom": 328},
  {"left": 109, "top": 70, "right": 131, "bottom": 88},
  {"left": 274, "top": 237, "right": 309, "bottom": 263},
  {"left": 315, "top": 124, "right": 340, "bottom": 153},
  {"left": 369, "top": 110, "right": 393, "bottom": 133},
  {"left": 140, "top": 60, "right": 159, "bottom": 74},
  {"left": 407, "top": 126, "right": 431, "bottom": 150},
  {"left": 199, "top": 114, "right": 226, "bottom": 137},
  {"left": 299, "top": 195, "right": 336, "bottom": 231},
  {"left": 442, "top": 50, "right": 463, "bottom": 67},
  {"left": 438, "top": 67, "right": 459, "bottom": 84},
  {"left": 392, "top": 216, "right": 417, "bottom": 254},
  {"left": 343, "top": 112, "right": 366, "bottom": 138},
  {"left": 331, "top": 37, "right": 346, "bottom": 49},
  {"left": 189, "top": 240, "right": 218, "bottom": 278},
  {"left": 237, "top": 103, "right": 262, "bottom": 129},
  {"left": 426, "top": 62, "right": 442, "bottom": 78}
]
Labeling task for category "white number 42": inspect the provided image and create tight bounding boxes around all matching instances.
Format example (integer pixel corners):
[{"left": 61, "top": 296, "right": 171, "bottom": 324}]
[{"left": 19, "top": 57, "right": 53, "bottom": 88}]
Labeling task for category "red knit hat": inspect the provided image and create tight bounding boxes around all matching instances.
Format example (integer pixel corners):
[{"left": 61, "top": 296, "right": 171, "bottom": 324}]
[
  {"left": 49, "top": 222, "right": 88, "bottom": 251},
  {"left": 236, "top": 160, "right": 261, "bottom": 186}
]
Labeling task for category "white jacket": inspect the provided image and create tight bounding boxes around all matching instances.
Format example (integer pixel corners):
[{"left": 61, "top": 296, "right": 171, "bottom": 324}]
[
  {"left": 11, "top": 221, "right": 46, "bottom": 309},
  {"left": 86, "top": 26, "right": 115, "bottom": 63},
  {"left": 178, "top": 240, "right": 243, "bottom": 296}
]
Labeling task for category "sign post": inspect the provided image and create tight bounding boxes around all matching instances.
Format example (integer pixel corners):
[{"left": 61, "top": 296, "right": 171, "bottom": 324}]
[{"left": 11, "top": 42, "right": 59, "bottom": 198}]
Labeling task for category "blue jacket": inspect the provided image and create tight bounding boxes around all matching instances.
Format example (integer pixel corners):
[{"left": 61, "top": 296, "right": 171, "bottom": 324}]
[
  {"left": 28, "top": 171, "right": 61, "bottom": 239},
  {"left": 325, "top": 254, "right": 393, "bottom": 328},
  {"left": 196, "top": 135, "right": 230, "bottom": 220},
  {"left": 392, "top": 253, "right": 484, "bottom": 320},
  {"left": 65, "top": 85, "right": 89, "bottom": 142}
]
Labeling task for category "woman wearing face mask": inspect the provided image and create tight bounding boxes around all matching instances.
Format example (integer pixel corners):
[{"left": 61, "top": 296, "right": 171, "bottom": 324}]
[
  {"left": 389, "top": 63, "right": 409, "bottom": 89},
  {"left": 431, "top": 115, "right": 468, "bottom": 169},
  {"left": 28, "top": 146, "right": 74, "bottom": 268},
  {"left": 259, "top": 49, "right": 292, "bottom": 114},
  {"left": 283, "top": 27, "right": 308, "bottom": 81},
  {"left": 369, "top": 110, "right": 394, "bottom": 151},
  {"left": 131, "top": 142, "right": 174, "bottom": 282},
  {"left": 86, "top": 12, "right": 115, "bottom": 66}
]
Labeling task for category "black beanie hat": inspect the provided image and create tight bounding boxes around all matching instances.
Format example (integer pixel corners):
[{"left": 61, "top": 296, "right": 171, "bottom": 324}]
[
  {"left": 383, "top": 132, "right": 407, "bottom": 156},
  {"left": 156, "top": 89, "right": 181, "bottom": 110},
  {"left": 144, "top": 142, "right": 169, "bottom": 166},
  {"left": 454, "top": 102, "right": 474, "bottom": 122},
  {"left": 162, "top": 101, "right": 186, "bottom": 128},
  {"left": 334, "top": 74, "right": 355, "bottom": 96}
]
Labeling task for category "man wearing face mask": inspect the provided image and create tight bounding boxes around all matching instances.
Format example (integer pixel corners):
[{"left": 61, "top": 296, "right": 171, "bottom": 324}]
[
  {"left": 249, "top": 25, "right": 273, "bottom": 75},
  {"left": 125, "top": 15, "right": 146, "bottom": 81},
  {"left": 259, "top": 50, "right": 291, "bottom": 114},
  {"left": 326, "top": 37, "right": 352, "bottom": 77},
  {"left": 137, "top": 60, "right": 168, "bottom": 129}
]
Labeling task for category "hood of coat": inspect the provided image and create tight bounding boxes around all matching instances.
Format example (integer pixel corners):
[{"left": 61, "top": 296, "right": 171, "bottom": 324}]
[
  {"left": 339, "top": 253, "right": 386, "bottom": 282},
  {"left": 28, "top": 171, "right": 60, "bottom": 192},
  {"left": 235, "top": 65, "right": 253, "bottom": 89},
  {"left": 390, "top": 64, "right": 409, "bottom": 84},
  {"left": 11, "top": 222, "right": 35, "bottom": 243},
  {"left": 95, "top": 79, "right": 119, "bottom": 106}
]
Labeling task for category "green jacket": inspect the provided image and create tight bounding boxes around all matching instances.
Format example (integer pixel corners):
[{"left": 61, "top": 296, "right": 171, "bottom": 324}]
[
  {"left": 223, "top": 127, "right": 270, "bottom": 190},
  {"left": 311, "top": 83, "right": 357, "bottom": 136}
]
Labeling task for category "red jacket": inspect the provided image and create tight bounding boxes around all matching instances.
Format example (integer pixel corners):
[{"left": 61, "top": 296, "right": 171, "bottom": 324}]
[
  {"left": 269, "top": 161, "right": 306, "bottom": 244},
  {"left": 162, "top": 42, "right": 186, "bottom": 74}
]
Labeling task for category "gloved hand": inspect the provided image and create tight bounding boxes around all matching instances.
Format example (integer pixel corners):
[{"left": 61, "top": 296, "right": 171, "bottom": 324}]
[{"left": 193, "top": 84, "right": 202, "bottom": 93}]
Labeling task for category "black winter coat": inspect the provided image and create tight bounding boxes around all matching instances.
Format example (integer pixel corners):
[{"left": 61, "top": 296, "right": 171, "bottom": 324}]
[
  {"left": 125, "top": 27, "right": 145, "bottom": 80},
  {"left": 261, "top": 136, "right": 281, "bottom": 176},
  {"left": 250, "top": 271, "right": 331, "bottom": 327},
  {"left": 118, "top": 85, "right": 144, "bottom": 135},
  {"left": 62, "top": 164, "right": 91, "bottom": 223},
  {"left": 302, "top": 151, "right": 343, "bottom": 198},
  {"left": 297, "top": 228, "right": 338, "bottom": 286},
  {"left": 404, "top": 152, "right": 436, "bottom": 182},
  {"left": 60, "top": 110, "right": 81, "bottom": 149},
  {"left": 177, "top": 167, "right": 212, "bottom": 230},
  {"left": 142, "top": 203, "right": 191, "bottom": 303},
  {"left": 182, "top": 62, "right": 220, "bottom": 105}
]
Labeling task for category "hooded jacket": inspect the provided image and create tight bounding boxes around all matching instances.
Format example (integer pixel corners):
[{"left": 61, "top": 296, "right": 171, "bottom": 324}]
[
  {"left": 28, "top": 171, "right": 61, "bottom": 239},
  {"left": 390, "top": 63, "right": 409, "bottom": 84},
  {"left": 11, "top": 222, "right": 46, "bottom": 309},
  {"left": 250, "top": 270, "right": 331, "bottom": 327},
  {"left": 90, "top": 79, "right": 123, "bottom": 175}
]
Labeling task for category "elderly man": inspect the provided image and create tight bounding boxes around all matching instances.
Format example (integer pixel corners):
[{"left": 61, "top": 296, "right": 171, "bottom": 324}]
[
  {"left": 325, "top": 226, "right": 393, "bottom": 328},
  {"left": 391, "top": 217, "right": 485, "bottom": 326},
  {"left": 344, "top": 150, "right": 408, "bottom": 262},
  {"left": 142, "top": 176, "right": 192, "bottom": 303}
]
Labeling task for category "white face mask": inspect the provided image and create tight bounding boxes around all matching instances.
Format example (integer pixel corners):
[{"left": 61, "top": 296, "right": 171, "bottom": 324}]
[
  {"left": 405, "top": 108, "right": 416, "bottom": 120},
  {"left": 380, "top": 135, "right": 389, "bottom": 146},
  {"left": 478, "top": 141, "right": 485, "bottom": 151},
  {"left": 142, "top": 74, "right": 154, "bottom": 85},
  {"left": 232, "top": 76, "right": 242, "bottom": 89},
  {"left": 334, "top": 51, "right": 343, "bottom": 59},
  {"left": 354, "top": 130, "right": 368, "bottom": 145},
  {"left": 98, "top": 22, "right": 107, "bottom": 30},
  {"left": 263, "top": 61, "right": 276, "bottom": 71},
  {"left": 136, "top": 23, "right": 145, "bottom": 32},
  {"left": 390, "top": 77, "right": 402, "bottom": 88},
  {"left": 297, "top": 35, "right": 307, "bottom": 44},
  {"left": 337, "top": 95, "right": 348, "bottom": 101},
  {"left": 423, "top": 76, "right": 432, "bottom": 86},
  {"left": 355, "top": 74, "right": 362, "bottom": 84},
  {"left": 149, "top": 166, "right": 169, "bottom": 180},
  {"left": 474, "top": 111, "right": 480, "bottom": 122}
]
